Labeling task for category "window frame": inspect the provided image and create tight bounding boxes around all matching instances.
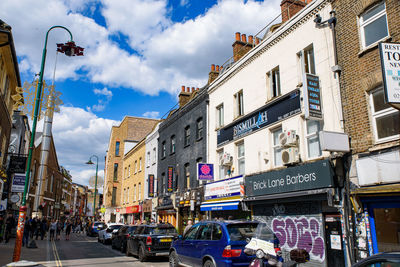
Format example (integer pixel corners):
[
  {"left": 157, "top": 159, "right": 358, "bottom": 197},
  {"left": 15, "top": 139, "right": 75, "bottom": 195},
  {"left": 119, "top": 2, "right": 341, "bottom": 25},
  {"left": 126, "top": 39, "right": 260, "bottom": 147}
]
[
  {"left": 170, "top": 135, "right": 176, "bottom": 154},
  {"left": 161, "top": 141, "right": 166, "bottom": 158},
  {"left": 196, "top": 118, "right": 203, "bottom": 140},
  {"left": 184, "top": 126, "right": 191, "bottom": 147},
  {"left": 267, "top": 66, "right": 281, "bottom": 100},
  {"left": 272, "top": 127, "right": 283, "bottom": 167},
  {"left": 113, "top": 163, "right": 118, "bottom": 181},
  {"left": 217, "top": 150, "right": 225, "bottom": 180},
  {"left": 184, "top": 163, "right": 190, "bottom": 189},
  {"left": 216, "top": 104, "right": 224, "bottom": 129},
  {"left": 234, "top": 90, "right": 244, "bottom": 118},
  {"left": 359, "top": 1, "right": 389, "bottom": 49},
  {"left": 236, "top": 142, "right": 245, "bottom": 175},
  {"left": 306, "top": 120, "right": 322, "bottom": 159},
  {"left": 298, "top": 45, "right": 316, "bottom": 76},
  {"left": 115, "top": 141, "right": 120, "bottom": 156}
]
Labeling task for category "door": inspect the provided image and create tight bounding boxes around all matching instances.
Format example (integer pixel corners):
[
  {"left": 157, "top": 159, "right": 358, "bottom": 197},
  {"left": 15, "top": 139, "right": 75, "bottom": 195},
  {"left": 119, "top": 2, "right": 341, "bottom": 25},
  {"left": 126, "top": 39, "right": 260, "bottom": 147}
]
[
  {"left": 178, "top": 224, "right": 201, "bottom": 265},
  {"left": 192, "top": 223, "right": 214, "bottom": 266},
  {"left": 131, "top": 226, "right": 144, "bottom": 255},
  {"left": 325, "top": 214, "right": 345, "bottom": 267}
]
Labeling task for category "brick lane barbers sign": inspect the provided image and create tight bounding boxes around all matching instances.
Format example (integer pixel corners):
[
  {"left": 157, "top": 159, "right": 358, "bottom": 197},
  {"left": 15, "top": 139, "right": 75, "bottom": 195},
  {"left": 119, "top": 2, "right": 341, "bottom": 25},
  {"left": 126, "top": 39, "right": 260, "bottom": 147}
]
[
  {"left": 148, "top": 174, "right": 155, "bottom": 197},
  {"left": 379, "top": 42, "right": 400, "bottom": 107},
  {"left": 167, "top": 166, "right": 174, "bottom": 192},
  {"left": 217, "top": 90, "right": 301, "bottom": 146},
  {"left": 304, "top": 74, "right": 322, "bottom": 119},
  {"left": 245, "top": 159, "right": 334, "bottom": 197}
]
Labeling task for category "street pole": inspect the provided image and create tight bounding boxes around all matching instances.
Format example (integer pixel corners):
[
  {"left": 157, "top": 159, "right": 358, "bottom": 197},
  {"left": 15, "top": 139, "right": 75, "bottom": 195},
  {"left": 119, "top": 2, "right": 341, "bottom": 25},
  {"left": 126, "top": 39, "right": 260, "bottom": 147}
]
[
  {"left": 86, "top": 155, "right": 98, "bottom": 220},
  {"left": 12, "top": 25, "right": 82, "bottom": 262}
]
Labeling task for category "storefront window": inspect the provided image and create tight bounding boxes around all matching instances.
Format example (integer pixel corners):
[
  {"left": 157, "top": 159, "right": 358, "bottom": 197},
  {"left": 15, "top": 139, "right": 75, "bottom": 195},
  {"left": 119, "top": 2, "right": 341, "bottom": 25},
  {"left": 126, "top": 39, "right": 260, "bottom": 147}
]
[{"left": 373, "top": 207, "right": 400, "bottom": 252}]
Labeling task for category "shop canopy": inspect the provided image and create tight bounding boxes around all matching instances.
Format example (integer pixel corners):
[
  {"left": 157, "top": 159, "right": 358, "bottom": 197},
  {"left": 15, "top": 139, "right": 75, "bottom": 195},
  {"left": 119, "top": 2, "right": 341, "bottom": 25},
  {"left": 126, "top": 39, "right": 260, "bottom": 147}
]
[{"left": 200, "top": 201, "right": 240, "bottom": 211}]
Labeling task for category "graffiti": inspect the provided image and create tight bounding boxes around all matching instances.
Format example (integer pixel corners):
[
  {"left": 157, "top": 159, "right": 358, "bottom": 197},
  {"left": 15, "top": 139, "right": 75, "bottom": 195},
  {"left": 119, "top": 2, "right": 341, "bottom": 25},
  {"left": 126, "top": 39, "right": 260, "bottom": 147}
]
[
  {"left": 272, "top": 216, "right": 325, "bottom": 262},
  {"left": 272, "top": 204, "right": 285, "bottom": 216}
]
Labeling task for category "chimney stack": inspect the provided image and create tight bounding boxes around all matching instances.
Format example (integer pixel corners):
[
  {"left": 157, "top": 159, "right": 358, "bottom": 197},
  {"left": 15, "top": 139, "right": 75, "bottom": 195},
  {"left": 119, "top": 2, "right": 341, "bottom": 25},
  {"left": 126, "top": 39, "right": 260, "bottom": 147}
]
[
  {"left": 179, "top": 85, "right": 191, "bottom": 107},
  {"left": 281, "top": 0, "right": 308, "bottom": 23},
  {"left": 232, "top": 32, "right": 255, "bottom": 62},
  {"left": 208, "top": 64, "right": 220, "bottom": 84}
]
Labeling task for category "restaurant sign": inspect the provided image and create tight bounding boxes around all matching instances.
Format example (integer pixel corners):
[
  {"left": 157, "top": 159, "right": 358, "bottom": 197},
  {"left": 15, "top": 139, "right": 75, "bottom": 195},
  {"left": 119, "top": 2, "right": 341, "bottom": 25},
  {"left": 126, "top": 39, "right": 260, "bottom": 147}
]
[
  {"left": 148, "top": 174, "right": 155, "bottom": 197},
  {"left": 379, "top": 42, "right": 400, "bottom": 108},
  {"left": 245, "top": 159, "right": 334, "bottom": 197},
  {"left": 197, "top": 163, "right": 214, "bottom": 180},
  {"left": 167, "top": 166, "right": 174, "bottom": 192},
  {"left": 204, "top": 175, "right": 243, "bottom": 201}
]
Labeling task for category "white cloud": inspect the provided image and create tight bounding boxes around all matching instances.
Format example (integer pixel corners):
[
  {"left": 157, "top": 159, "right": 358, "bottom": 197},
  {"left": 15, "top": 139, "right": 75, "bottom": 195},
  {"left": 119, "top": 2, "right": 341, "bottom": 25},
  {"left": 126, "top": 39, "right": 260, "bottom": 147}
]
[
  {"left": 94, "top": 87, "right": 112, "bottom": 99},
  {"left": 91, "top": 87, "right": 113, "bottom": 111},
  {"left": 142, "top": 111, "right": 160, "bottom": 119}
]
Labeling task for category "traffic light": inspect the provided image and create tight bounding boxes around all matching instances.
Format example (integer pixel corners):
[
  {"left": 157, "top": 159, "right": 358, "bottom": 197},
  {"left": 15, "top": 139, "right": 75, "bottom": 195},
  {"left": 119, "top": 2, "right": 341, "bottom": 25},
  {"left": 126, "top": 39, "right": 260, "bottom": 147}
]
[{"left": 56, "top": 41, "right": 84, "bottom": 56}]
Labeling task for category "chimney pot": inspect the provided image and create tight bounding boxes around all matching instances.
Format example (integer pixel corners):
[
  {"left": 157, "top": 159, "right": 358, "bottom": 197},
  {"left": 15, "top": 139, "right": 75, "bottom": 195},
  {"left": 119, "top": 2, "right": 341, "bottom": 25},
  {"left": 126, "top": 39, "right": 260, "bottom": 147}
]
[
  {"left": 235, "top": 32, "right": 241, "bottom": 41},
  {"left": 216, "top": 65, "right": 220, "bottom": 72},
  {"left": 211, "top": 64, "right": 215, "bottom": 71},
  {"left": 256, "top": 37, "right": 260, "bottom": 45},
  {"left": 181, "top": 85, "right": 185, "bottom": 92},
  {"left": 248, "top": 35, "right": 253, "bottom": 44},
  {"left": 197, "top": 87, "right": 199, "bottom": 91},
  {"left": 192, "top": 87, "right": 195, "bottom": 92},
  {"left": 241, "top": 34, "right": 247, "bottom": 43}
]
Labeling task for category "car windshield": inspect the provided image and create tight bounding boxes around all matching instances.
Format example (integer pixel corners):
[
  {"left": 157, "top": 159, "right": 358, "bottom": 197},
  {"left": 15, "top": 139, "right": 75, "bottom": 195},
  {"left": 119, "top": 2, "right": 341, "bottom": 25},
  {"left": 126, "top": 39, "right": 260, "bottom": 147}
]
[
  {"left": 147, "top": 227, "right": 177, "bottom": 235},
  {"left": 227, "top": 223, "right": 258, "bottom": 241},
  {"left": 109, "top": 225, "right": 122, "bottom": 230}
]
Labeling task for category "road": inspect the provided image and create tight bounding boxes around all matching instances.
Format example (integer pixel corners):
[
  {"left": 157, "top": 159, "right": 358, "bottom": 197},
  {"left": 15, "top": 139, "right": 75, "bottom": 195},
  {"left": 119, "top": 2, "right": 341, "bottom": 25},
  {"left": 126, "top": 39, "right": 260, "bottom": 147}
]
[{"left": 1, "top": 233, "right": 169, "bottom": 267}]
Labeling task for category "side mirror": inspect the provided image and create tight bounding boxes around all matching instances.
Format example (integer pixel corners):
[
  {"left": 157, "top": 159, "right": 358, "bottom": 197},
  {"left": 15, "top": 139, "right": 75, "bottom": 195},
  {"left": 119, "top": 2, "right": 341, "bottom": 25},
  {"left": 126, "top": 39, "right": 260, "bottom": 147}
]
[
  {"left": 177, "top": 235, "right": 183, "bottom": 240},
  {"left": 290, "top": 249, "right": 310, "bottom": 263}
]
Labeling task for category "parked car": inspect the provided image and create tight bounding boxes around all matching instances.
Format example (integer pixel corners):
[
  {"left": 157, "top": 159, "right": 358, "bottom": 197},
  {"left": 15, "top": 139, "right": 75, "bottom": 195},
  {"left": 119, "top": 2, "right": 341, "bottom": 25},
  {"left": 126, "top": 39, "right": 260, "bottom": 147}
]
[
  {"left": 112, "top": 225, "right": 138, "bottom": 252},
  {"left": 98, "top": 223, "right": 124, "bottom": 244},
  {"left": 352, "top": 252, "right": 400, "bottom": 267},
  {"left": 169, "top": 220, "right": 259, "bottom": 267},
  {"left": 126, "top": 223, "right": 178, "bottom": 262},
  {"left": 87, "top": 221, "right": 105, "bottom": 237}
]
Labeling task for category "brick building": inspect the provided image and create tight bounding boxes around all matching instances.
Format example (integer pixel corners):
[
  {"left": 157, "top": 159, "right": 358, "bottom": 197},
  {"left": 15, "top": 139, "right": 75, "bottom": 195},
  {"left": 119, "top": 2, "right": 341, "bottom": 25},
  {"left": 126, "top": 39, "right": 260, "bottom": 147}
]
[
  {"left": 332, "top": 0, "right": 400, "bottom": 261},
  {"left": 103, "top": 116, "right": 159, "bottom": 223}
]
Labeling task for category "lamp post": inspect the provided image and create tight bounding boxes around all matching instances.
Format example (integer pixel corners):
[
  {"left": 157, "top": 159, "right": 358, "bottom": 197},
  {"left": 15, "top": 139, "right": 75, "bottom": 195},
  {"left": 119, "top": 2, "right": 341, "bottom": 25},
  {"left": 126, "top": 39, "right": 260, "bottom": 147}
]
[
  {"left": 12, "top": 26, "right": 83, "bottom": 262},
  {"left": 86, "top": 155, "right": 99, "bottom": 219}
]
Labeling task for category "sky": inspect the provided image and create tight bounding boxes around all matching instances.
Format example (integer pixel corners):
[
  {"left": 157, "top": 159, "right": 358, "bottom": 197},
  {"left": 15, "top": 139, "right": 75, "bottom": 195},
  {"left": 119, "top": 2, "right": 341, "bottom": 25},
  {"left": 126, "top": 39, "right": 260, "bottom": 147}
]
[{"left": 1, "top": 0, "right": 281, "bottom": 189}]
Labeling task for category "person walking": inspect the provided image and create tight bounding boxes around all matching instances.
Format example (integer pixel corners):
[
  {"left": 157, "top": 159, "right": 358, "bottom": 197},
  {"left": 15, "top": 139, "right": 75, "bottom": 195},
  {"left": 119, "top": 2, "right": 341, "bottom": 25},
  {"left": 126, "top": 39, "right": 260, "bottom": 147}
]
[
  {"left": 183, "top": 219, "right": 193, "bottom": 236},
  {"left": 5, "top": 213, "right": 15, "bottom": 243},
  {"left": 40, "top": 218, "right": 47, "bottom": 240},
  {"left": 49, "top": 220, "right": 57, "bottom": 241},
  {"left": 65, "top": 220, "right": 72, "bottom": 240},
  {"left": 22, "top": 217, "right": 31, "bottom": 247},
  {"left": 56, "top": 220, "right": 62, "bottom": 240}
]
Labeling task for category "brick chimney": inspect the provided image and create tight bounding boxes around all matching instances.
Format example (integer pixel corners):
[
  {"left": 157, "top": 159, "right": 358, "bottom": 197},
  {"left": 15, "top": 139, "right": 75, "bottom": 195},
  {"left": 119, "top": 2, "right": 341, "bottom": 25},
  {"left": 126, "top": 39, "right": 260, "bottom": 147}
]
[
  {"left": 208, "top": 64, "right": 220, "bottom": 84},
  {"left": 179, "top": 85, "right": 191, "bottom": 107},
  {"left": 281, "top": 0, "right": 308, "bottom": 23},
  {"left": 232, "top": 32, "right": 255, "bottom": 62}
]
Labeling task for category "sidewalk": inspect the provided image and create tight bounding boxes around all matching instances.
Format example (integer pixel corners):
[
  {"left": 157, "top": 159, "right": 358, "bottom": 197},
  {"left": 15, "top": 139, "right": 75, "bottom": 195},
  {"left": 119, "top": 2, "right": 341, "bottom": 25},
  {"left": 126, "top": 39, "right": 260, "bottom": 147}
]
[{"left": 0, "top": 237, "right": 51, "bottom": 267}]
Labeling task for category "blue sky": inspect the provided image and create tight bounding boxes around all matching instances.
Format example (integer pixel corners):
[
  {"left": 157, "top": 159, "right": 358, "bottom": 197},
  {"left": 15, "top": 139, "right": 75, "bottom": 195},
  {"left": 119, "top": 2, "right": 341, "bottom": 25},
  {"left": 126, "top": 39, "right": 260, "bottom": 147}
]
[{"left": 1, "top": 0, "right": 281, "bottom": 187}]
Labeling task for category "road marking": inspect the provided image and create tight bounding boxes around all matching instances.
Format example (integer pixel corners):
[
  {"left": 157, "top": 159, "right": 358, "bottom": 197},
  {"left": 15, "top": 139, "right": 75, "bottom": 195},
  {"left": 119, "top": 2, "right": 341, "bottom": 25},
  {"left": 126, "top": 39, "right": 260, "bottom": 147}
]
[{"left": 51, "top": 240, "right": 62, "bottom": 267}]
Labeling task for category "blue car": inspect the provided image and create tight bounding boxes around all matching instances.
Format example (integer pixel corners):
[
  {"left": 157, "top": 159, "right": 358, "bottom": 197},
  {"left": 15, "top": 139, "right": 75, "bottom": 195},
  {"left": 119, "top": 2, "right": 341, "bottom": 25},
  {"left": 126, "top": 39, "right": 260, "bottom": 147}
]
[{"left": 169, "top": 220, "right": 259, "bottom": 267}]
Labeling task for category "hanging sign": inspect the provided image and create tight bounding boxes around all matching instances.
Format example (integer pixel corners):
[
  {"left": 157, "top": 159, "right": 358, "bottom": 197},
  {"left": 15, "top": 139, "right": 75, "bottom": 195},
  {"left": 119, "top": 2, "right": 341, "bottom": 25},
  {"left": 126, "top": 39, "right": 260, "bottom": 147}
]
[
  {"left": 379, "top": 42, "right": 400, "bottom": 109},
  {"left": 148, "top": 174, "right": 155, "bottom": 197},
  {"left": 8, "top": 156, "right": 27, "bottom": 173},
  {"left": 304, "top": 74, "right": 323, "bottom": 119},
  {"left": 167, "top": 166, "right": 174, "bottom": 192},
  {"left": 12, "top": 173, "right": 26, "bottom": 193},
  {"left": 197, "top": 163, "right": 214, "bottom": 181}
]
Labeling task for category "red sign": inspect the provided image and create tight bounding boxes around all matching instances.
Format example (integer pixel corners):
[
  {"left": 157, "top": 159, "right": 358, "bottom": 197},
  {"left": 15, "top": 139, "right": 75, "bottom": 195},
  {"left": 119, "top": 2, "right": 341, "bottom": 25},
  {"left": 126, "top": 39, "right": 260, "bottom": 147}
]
[
  {"left": 148, "top": 174, "right": 155, "bottom": 197},
  {"left": 167, "top": 166, "right": 174, "bottom": 192},
  {"left": 116, "top": 208, "right": 120, "bottom": 212},
  {"left": 126, "top": 205, "right": 141, "bottom": 214}
]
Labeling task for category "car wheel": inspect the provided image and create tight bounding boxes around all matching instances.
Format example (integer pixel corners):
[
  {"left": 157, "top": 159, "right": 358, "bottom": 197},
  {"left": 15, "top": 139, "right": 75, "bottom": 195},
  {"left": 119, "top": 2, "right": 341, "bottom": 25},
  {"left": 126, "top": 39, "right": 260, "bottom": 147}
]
[
  {"left": 169, "top": 251, "right": 179, "bottom": 267},
  {"left": 203, "top": 260, "right": 215, "bottom": 267},
  {"left": 138, "top": 245, "right": 147, "bottom": 262}
]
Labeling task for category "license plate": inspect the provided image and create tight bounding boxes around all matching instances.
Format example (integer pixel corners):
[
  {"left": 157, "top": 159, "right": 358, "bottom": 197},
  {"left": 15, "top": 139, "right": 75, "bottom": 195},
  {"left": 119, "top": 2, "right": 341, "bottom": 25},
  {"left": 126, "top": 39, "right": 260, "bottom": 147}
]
[{"left": 160, "top": 238, "right": 172, "bottom": 242}]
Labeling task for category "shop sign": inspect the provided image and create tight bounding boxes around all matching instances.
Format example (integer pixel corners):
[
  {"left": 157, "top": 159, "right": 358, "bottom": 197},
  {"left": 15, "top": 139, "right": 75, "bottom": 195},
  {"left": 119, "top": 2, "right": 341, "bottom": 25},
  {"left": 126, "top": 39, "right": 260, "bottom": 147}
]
[
  {"left": 245, "top": 159, "right": 334, "bottom": 197},
  {"left": 167, "top": 166, "right": 174, "bottom": 192},
  {"left": 197, "top": 163, "right": 214, "bottom": 180},
  {"left": 217, "top": 90, "right": 301, "bottom": 146},
  {"left": 12, "top": 173, "right": 26, "bottom": 193},
  {"left": 148, "top": 174, "right": 155, "bottom": 197},
  {"left": 143, "top": 200, "right": 152, "bottom": 213},
  {"left": 116, "top": 208, "right": 120, "bottom": 212},
  {"left": 379, "top": 42, "right": 400, "bottom": 108},
  {"left": 8, "top": 156, "right": 27, "bottom": 173},
  {"left": 158, "top": 196, "right": 173, "bottom": 208},
  {"left": 304, "top": 74, "right": 323, "bottom": 119},
  {"left": 126, "top": 205, "right": 141, "bottom": 213},
  {"left": 204, "top": 175, "right": 243, "bottom": 201}
]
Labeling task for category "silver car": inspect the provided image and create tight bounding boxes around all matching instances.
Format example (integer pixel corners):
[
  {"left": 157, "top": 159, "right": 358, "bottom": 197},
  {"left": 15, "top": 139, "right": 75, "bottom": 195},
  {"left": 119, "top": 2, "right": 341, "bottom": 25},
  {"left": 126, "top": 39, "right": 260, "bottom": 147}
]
[{"left": 98, "top": 223, "right": 124, "bottom": 244}]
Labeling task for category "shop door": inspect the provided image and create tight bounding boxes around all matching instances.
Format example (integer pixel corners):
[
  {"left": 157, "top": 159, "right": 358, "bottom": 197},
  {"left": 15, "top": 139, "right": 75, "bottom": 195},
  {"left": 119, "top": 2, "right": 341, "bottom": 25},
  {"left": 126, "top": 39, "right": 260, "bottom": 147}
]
[{"left": 324, "top": 214, "right": 345, "bottom": 267}]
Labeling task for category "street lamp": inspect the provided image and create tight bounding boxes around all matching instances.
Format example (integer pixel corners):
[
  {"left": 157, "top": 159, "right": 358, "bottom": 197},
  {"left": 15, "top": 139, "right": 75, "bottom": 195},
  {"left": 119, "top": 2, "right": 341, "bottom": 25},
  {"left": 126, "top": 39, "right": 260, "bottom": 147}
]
[
  {"left": 86, "top": 155, "right": 99, "bottom": 220},
  {"left": 12, "top": 25, "right": 83, "bottom": 262}
]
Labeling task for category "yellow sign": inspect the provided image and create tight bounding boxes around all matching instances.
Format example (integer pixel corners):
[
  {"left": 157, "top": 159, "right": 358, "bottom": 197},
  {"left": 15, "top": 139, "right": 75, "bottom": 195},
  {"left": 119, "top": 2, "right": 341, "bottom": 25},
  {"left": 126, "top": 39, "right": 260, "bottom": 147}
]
[{"left": 100, "top": 208, "right": 106, "bottom": 213}]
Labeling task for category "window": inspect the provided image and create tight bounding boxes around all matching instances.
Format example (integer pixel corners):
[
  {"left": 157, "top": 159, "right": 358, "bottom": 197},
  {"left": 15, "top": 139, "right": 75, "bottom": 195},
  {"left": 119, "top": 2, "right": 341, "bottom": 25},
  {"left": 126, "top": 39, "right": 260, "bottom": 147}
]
[
  {"left": 234, "top": 90, "right": 244, "bottom": 118},
  {"left": 123, "top": 188, "right": 126, "bottom": 204},
  {"left": 184, "top": 163, "right": 190, "bottom": 189},
  {"left": 184, "top": 225, "right": 200, "bottom": 240},
  {"left": 112, "top": 187, "right": 117, "bottom": 206},
  {"left": 370, "top": 88, "right": 400, "bottom": 142},
  {"left": 218, "top": 150, "right": 225, "bottom": 179},
  {"left": 216, "top": 104, "right": 224, "bottom": 128},
  {"left": 147, "top": 152, "right": 150, "bottom": 167},
  {"left": 170, "top": 135, "right": 176, "bottom": 154},
  {"left": 267, "top": 66, "right": 281, "bottom": 99},
  {"left": 196, "top": 118, "right": 203, "bottom": 140},
  {"left": 198, "top": 224, "right": 213, "bottom": 240},
  {"left": 212, "top": 224, "right": 223, "bottom": 240},
  {"left": 162, "top": 141, "right": 166, "bottom": 158},
  {"left": 138, "top": 183, "right": 141, "bottom": 200},
  {"left": 237, "top": 143, "right": 245, "bottom": 175},
  {"left": 298, "top": 45, "right": 316, "bottom": 76},
  {"left": 124, "top": 167, "right": 127, "bottom": 179},
  {"left": 153, "top": 147, "right": 157, "bottom": 163},
  {"left": 113, "top": 163, "right": 118, "bottom": 181},
  {"left": 115, "top": 141, "right": 120, "bottom": 156},
  {"left": 139, "top": 157, "right": 142, "bottom": 171},
  {"left": 49, "top": 174, "right": 54, "bottom": 192},
  {"left": 128, "top": 165, "right": 131, "bottom": 177},
  {"left": 134, "top": 184, "right": 137, "bottom": 202},
  {"left": 127, "top": 187, "right": 130, "bottom": 203},
  {"left": 272, "top": 128, "right": 283, "bottom": 167},
  {"left": 359, "top": 2, "right": 388, "bottom": 48},
  {"left": 134, "top": 160, "right": 137, "bottom": 173},
  {"left": 162, "top": 173, "right": 166, "bottom": 194},
  {"left": 306, "top": 120, "right": 322, "bottom": 158},
  {"left": 184, "top": 126, "right": 190, "bottom": 147}
]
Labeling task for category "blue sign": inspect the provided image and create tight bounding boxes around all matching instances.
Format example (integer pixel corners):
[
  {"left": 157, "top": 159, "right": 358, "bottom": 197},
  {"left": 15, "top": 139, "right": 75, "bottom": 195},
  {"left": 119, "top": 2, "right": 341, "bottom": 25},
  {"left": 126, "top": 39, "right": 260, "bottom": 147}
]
[
  {"left": 12, "top": 173, "right": 25, "bottom": 193},
  {"left": 200, "top": 201, "right": 240, "bottom": 211},
  {"left": 197, "top": 163, "right": 214, "bottom": 181}
]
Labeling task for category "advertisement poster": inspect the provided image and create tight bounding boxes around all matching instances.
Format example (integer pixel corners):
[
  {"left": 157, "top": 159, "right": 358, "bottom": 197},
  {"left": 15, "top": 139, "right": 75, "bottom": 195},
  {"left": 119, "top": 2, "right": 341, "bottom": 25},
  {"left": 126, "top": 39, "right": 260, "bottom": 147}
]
[
  {"left": 12, "top": 173, "right": 26, "bottom": 193},
  {"left": 379, "top": 42, "right": 400, "bottom": 107}
]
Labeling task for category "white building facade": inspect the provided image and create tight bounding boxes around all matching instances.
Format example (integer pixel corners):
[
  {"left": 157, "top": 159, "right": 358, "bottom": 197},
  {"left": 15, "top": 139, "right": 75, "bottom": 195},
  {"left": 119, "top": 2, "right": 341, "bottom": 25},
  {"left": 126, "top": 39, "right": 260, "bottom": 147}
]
[{"left": 144, "top": 123, "right": 159, "bottom": 220}]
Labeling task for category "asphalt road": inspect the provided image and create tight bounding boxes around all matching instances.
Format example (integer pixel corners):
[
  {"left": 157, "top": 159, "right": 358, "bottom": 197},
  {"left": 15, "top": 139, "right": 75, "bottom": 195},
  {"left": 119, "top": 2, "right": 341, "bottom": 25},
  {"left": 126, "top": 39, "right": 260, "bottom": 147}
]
[{"left": 38, "top": 233, "right": 170, "bottom": 267}]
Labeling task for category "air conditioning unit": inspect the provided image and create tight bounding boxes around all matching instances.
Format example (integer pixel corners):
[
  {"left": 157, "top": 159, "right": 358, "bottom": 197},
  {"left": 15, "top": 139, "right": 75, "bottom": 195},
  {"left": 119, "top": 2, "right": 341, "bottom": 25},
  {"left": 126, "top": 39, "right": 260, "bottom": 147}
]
[
  {"left": 282, "top": 147, "right": 299, "bottom": 165},
  {"left": 279, "top": 130, "right": 297, "bottom": 147},
  {"left": 220, "top": 152, "right": 232, "bottom": 166}
]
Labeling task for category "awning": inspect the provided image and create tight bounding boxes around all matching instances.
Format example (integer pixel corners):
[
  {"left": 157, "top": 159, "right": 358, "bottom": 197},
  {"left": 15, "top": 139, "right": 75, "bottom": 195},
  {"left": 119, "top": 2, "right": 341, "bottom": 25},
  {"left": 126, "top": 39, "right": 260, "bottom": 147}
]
[
  {"left": 351, "top": 184, "right": 400, "bottom": 195},
  {"left": 200, "top": 201, "right": 240, "bottom": 211}
]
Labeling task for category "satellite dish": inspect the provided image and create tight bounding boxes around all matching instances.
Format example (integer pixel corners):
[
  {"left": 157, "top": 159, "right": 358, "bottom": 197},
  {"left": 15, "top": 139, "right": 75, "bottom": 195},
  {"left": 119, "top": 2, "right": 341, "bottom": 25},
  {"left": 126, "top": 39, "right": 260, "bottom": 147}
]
[{"left": 89, "top": 175, "right": 104, "bottom": 188}]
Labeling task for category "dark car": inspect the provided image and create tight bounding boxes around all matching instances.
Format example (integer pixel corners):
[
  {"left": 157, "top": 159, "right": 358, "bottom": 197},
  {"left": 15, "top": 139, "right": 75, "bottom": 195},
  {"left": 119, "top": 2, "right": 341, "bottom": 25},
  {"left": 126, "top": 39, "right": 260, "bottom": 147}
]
[
  {"left": 169, "top": 220, "right": 259, "bottom": 267},
  {"left": 112, "top": 225, "right": 137, "bottom": 252},
  {"left": 352, "top": 252, "right": 400, "bottom": 267},
  {"left": 87, "top": 221, "right": 105, "bottom": 237},
  {"left": 126, "top": 223, "right": 178, "bottom": 262}
]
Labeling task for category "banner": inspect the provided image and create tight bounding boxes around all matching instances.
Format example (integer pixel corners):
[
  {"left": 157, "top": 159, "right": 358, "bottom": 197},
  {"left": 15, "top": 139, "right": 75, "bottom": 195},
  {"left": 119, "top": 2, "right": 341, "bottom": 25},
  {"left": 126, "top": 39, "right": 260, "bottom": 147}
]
[
  {"left": 148, "top": 174, "right": 155, "bottom": 197},
  {"left": 167, "top": 166, "right": 174, "bottom": 192},
  {"left": 197, "top": 163, "right": 214, "bottom": 180},
  {"left": 204, "top": 175, "right": 243, "bottom": 201}
]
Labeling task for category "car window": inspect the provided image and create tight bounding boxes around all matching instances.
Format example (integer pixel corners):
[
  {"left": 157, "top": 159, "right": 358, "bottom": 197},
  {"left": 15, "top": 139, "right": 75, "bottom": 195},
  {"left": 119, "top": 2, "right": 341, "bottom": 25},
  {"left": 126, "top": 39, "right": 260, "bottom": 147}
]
[
  {"left": 135, "top": 226, "right": 144, "bottom": 234},
  {"left": 212, "top": 224, "right": 223, "bottom": 240},
  {"left": 363, "top": 261, "right": 400, "bottom": 267},
  {"left": 184, "top": 225, "right": 200, "bottom": 240},
  {"left": 148, "top": 227, "right": 177, "bottom": 235},
  {"left": 198, "top": 224, "right": 213, "bottom": 240},
  {"left": 227, "top": 223, "right": 258, "bottom": 241},
  {"left": 109, "top": 225, "right": 122, "bottom": 230},
  {"left": 120, "top": 226, "right": 127, "bottom": 233},
  {"left": 128, "top": 226, "right": 137, "bottom": 233}
]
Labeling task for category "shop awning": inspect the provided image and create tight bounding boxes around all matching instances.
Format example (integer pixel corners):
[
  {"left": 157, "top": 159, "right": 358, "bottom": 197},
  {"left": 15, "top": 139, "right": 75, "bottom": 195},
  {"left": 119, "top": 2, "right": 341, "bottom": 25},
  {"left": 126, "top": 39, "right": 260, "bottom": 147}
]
[
  {"left": 351, "top": 184, "right": 400, "bottom": 195},
  {"left": 200, "top": 201, "right": 240, "bottom": 211}
]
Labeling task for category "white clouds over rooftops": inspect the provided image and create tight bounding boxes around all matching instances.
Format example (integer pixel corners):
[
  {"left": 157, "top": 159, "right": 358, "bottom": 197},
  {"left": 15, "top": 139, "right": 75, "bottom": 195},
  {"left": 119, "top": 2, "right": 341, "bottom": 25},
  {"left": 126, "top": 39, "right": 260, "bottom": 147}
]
[{"left": 1, "top": 0, "right": 281, "bottom": 96}]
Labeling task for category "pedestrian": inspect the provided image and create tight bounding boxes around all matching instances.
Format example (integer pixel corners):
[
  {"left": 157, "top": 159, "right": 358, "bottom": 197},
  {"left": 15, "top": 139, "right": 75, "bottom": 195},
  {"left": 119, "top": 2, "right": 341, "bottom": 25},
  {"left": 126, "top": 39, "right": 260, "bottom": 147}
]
[
  {"left": 22, "top": 217, "right": 31, "bottom": 247},
  {"left": 49, "top": 219, "right": 57, "bottom": 241},
  {"left": 40, "top": 218, "right": 47, "bottom": 240},
  {"left": 5, "top": 213, "right": 15, "bottom": 243},
  {"left": 183, "top": 219, "right": 193, "bottom": 236},
  {"left": 56, "top": 220, "right": 62, "bottom": 240},
  {"left": 65, "top": 220, "right": 72, "bottom": 240}
]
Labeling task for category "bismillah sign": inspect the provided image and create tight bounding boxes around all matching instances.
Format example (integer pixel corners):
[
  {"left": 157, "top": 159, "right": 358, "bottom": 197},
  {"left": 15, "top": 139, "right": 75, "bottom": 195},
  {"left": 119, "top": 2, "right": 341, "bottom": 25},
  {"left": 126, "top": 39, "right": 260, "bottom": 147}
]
[{"left": 245, "top": 160, "right": 334, "bottom": 197}]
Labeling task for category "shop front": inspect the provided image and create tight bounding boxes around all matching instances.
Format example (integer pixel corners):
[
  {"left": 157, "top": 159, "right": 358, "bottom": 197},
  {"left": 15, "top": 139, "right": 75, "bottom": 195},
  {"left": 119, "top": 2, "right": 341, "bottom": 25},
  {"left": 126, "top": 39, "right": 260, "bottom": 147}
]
[
  {"left": 142, "top": 199, "right": 152, "bottom": 223},
  {"left": 245, "top": 159, "right": 344, "bottom": 267},
  {"left": 200, "top": 175, "right": 249, "bottom": 220},
  {"left": 124, "top": 205, "right": 141, "bottom": 224},
  {"left": 156, "top": 195, "right": 177, "bottom": 227},
  {"left": 176, "top": 188, "right": 203, "bottom": 234}
]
